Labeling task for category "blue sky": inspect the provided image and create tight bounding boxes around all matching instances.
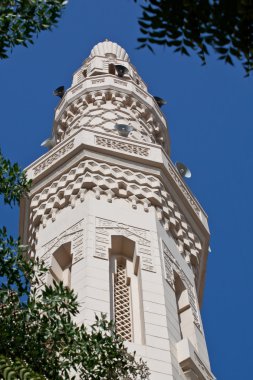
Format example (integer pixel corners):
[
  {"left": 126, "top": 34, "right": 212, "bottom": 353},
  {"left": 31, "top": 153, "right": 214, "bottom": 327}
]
[{"left": 1, "top": 1, "right": 253, "bottom": 378}]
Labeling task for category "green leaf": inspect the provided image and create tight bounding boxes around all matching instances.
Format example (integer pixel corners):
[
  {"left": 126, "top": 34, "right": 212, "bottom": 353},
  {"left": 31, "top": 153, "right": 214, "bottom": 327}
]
[{"left": 136, "top": 0, "right": 253, "bottom": 75}]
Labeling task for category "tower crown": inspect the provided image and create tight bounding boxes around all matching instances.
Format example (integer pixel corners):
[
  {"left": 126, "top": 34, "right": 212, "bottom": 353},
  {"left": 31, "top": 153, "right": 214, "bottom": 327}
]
[
  {"left": 53, "top": 40, "right": 170, "bottom": 154},
  {"left": 89, "top": 40, "right": 130, "bottom": 62}
]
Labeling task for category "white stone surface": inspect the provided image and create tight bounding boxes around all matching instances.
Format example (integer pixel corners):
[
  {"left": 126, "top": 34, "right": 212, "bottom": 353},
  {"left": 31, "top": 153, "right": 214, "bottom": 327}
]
[{"left": 20, "top": 40, "right": 215, "bottom": 380}]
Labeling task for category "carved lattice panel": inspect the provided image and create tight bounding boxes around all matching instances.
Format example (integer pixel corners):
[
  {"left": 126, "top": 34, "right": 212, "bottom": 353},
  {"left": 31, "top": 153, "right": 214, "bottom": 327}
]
[{"left": 114, "top": 261, "right": 132, "bottom": 342}]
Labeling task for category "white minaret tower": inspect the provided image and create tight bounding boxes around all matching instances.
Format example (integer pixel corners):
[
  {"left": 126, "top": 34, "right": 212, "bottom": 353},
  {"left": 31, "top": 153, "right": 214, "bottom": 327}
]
[{"left": 20, "top": 40, "right": 215, "bottom": 380}]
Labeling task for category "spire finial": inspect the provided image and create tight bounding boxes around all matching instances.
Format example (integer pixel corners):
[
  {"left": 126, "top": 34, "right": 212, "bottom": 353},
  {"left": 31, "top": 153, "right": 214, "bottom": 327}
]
[{"left": 89, "top": 40, "right": 130, "bottom": 62}]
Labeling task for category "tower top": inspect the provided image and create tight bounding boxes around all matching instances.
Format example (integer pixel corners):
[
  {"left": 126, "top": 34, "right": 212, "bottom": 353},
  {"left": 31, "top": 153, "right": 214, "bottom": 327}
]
[
  {"left": 89, "top": 40, "right": 130, "bottom": 62},
  {"left": 51, "top": 39, "right": 171, "bottom": 155}
]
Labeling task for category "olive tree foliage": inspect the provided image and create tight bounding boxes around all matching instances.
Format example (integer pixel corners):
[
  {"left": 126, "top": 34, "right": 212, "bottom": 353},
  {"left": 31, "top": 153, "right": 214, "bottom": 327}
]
[
  {"left": 0, "top": 151, "right": 149, "bottom": 380},
  {"left": 135, "top": 0, "right": 253, "bottom": 75},
  {"left": 0, "top": 0, "right": 68, "bottom": 59}
]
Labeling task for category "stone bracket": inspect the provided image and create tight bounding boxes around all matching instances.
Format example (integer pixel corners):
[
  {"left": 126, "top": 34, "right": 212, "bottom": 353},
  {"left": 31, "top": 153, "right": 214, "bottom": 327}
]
[{"left": 176, "top": 339, "right": 216, "bottom": 380}]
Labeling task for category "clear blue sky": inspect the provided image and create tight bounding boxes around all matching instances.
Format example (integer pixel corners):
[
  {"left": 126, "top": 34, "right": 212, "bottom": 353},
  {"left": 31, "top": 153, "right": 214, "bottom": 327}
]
[{"left": 1, "top": 1, "right": 253, "bottom": 378}]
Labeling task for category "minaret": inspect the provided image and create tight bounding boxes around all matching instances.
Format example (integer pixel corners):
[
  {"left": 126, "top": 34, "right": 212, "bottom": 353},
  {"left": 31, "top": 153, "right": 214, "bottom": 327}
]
[{"left": 20, "top": 40, "right": 215, "bottom": 380}]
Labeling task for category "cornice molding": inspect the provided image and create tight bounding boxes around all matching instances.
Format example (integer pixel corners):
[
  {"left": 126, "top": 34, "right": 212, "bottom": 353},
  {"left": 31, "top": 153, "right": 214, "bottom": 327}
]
[{"left": 28, "top": 158, "right": 205, "bottom": 280}]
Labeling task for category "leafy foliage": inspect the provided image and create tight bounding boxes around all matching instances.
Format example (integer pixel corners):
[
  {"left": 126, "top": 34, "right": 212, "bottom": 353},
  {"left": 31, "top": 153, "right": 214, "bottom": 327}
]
[
  {"left": 0, "top": 151, "right": 31, "bottom": 206},
  {"left": 0, "top": 267, "right": 149, "bottom": 379},
  {"left": 0, "top": 151, "right": 32, "bottom": 297},
  {"left": 0, "top": 0, "right": 68, "bottom": 59},
  {"left": 0, "top": 153, "right": 149, "bottom": 379},
  {"left": 77, "top": 315, "right": 148, "bottom": 380},
  {"left": 0, "top": 355, "right": 46, "bottom": 379},
  {"left": 0, "top": 227, "right": 35, "bottom": 297},
  {"left": 136, "top": 0, "right": 253, "bottom": 75}
]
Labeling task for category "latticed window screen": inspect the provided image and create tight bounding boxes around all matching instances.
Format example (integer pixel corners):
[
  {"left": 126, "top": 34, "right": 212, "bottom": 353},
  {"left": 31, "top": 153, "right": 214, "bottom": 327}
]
[{"left": 114, "top": 260, "right": 132, "bottom": 342}]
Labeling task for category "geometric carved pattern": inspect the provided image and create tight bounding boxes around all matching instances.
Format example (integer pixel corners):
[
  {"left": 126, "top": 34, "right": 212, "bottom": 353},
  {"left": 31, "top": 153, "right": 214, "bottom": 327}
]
[
  {"left": 33, "top": 140, "right": 74, "bottom": 176},
  {"left": 95, "top": 135, "right": 150, "bottom": 157},
  {"left": 54, "top": 89, "right": 166, "bottom": 148},
  {"left": 29, "top": 159, "right": 202, "bottom": 272},
  {"left": 166, "top": 160, "right": 202, "bottom": 217},
  {"left": 36, "top": 220, "right": 84, "bottom": 275},
  {"left": 114, "top": 261, "right": 132, "bottom": 342},
  {"left": 94, "top": 133, "right": 202, "bottom": 217},
  {"left": 163, "top": 242, "right": 202, "bottom": 332},
  {"left": 163, "top": 249, "right": 175, "bottom": 288},
  {"left": 30, "top": 159, "right": 160, "bottom": 213},
  {"left": 95, "top": 217, "right": 154, "bottom": 272}
]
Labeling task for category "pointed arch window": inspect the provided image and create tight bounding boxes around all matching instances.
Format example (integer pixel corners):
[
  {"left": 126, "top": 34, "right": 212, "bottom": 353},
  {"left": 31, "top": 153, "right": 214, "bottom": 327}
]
[
  {"left": 175, "top": 273, "right": 192, "bottom": 340},
  {"left": 109, "top": 236, "right": 144, "bottom": 344},
  {"left": 48, "top": 242, "right": 72, "bottom": 288}
]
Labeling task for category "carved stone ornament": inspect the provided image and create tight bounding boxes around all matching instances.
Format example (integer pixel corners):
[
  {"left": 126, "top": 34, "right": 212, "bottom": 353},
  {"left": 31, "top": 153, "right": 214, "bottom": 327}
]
[
  {"left": 41, "top": 219, "right": 85, "bottom": 267},
  {"left": 163, "top": 242, "right": 202, "bottom": 332},
  {"left": 54, "top": 89, "right": 166, "bottom": 148},
  {"left": 166, "top": 161, "right": 201, "bottom": 217},
  {"left": 29, "top": 159, "right": 202, "bottom": 272},
  {"left": 95, "top": 136, "right": 150, "bottom": 157},
  {"left": 95, "top": 217, "right": 155, "bottom": 272},
  {"left": 33, "top": 140, "right": 74, "bottom": 176}
]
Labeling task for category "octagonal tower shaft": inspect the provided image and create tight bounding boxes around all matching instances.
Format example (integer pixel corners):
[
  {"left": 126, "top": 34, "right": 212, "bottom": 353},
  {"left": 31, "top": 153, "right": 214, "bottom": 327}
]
[{"left": 20, "top": 40, "right": 215, "bottom": 380}]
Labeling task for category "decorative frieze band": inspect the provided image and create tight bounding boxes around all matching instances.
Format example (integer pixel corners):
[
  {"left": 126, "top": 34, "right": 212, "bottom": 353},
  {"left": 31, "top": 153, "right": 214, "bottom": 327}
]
[
  {"left": 167, "top": 161, "right": 201, "bottom": 217},
  {"left": 71, "top": 84, "right": 83, "bottom": 94},
  {"left": 95, "top": 218, "right": 155, "bottom": 272},
  {"left": 135, "top": 87, "right": 147, "bottom": 99},
  {"left": 29, "top": 159, "right": 202, "bottom": 274},
  {"left": 95, "top": 136, "right": 150, "bottom": 157},
  {"left": 114, "top": 78, "right": 128, "bottom": 87},
  {"left": 91, "top": 78, "right": 105, "bottom": 85},
  {"left": 33, "top": 140, "right": 74, "bottom": 176}
]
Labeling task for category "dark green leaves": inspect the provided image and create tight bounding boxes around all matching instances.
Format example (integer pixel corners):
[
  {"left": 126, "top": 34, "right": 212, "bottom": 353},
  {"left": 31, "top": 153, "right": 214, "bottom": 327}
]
[
  {"left": 0, "top": 150, "right": 31, "bottom": 206},
  {"left": 76, "top": 314, "right": 150, "bottom": 380},
  {"left": 0, "top": 0, "right": 68, "bottom": 59},
  {"left": 136, "top": 0, "right": 253, "bottom": 75},
  {"left": 0, "top": 355, "right": 46, "bottom": 379},
  {"left": 0, "top": 276, "right": 150, "bottom": 379}
]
